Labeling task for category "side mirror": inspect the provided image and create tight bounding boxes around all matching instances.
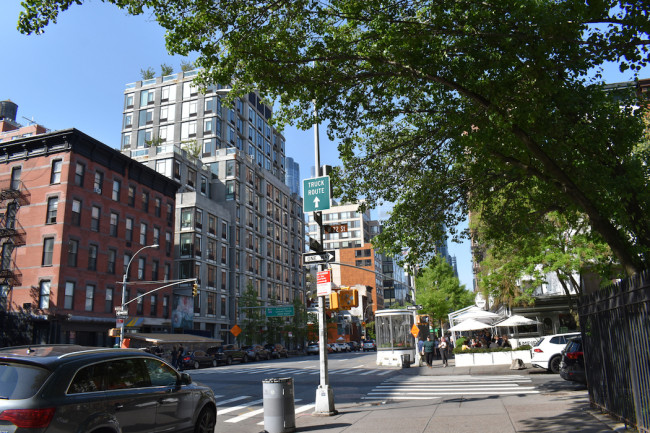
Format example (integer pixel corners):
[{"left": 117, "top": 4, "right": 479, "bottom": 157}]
[{"left": 180, "top": 372, "right": 192, "bottom": 386}]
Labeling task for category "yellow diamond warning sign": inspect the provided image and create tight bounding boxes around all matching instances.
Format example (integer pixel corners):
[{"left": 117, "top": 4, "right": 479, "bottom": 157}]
[{"left": 230, "top": 324, "right": 241, "bottom": 337}]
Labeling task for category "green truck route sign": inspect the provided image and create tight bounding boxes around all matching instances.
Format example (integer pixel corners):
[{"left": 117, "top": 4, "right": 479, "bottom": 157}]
[
  {"left": 265, "top": 305, "right": 295, "bottom": 317},
  {"left": 303, "top": 176, "right": 331, "bottom": 213}
]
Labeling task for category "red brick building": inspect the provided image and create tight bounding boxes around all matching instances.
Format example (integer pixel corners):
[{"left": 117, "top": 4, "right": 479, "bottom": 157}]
[
  {"left": 0, "top": 100, "right": 48, "bottom": 143},
  {"left": 338, "top": 246, "right": 384, "bottom": 315},
  {"left": 0, "top": 129, "right": 179, "bottom": 346}
]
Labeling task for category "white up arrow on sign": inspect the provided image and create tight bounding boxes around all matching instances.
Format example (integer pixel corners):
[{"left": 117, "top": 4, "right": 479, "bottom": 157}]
[{"left": 313, "top": 196, "right": 320, "bottom": 208}]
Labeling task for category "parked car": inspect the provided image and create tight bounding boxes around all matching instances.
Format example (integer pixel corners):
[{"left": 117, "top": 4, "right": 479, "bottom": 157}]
[
  {"left": 0, "top": 344, "right": 216, "bottom": 433},
  {"left": 306, "top": 342, "right": 320, "bottom": 355},
  {"left": 560, "top": 336, "right": 586, "bottom": 384},
  {"left": 264, "top": 344, "right": 289, "bottom": 359},
  {"left": 333, "top": 342, "right": 349, "bottom": 352},
  {"left": 346, "top": 341, "right": 360, "bottom": 352},
  {"left": 531, "top": 332, "right": 581, "bottom": 373},
  {"left": 327, "top": 343, "right": 339, "bottom": 353},
  {"left": 179, "top": 350, "right": 218, "bottom": 369},
  {"left": 242, "top": 345, "right": 271, "bottom": 361},
  {"left": 209, "top": 344, "right": 248, "bottom": 365},
  {"left": 362, "top": 340, "right": 377, "bottom": 352}
]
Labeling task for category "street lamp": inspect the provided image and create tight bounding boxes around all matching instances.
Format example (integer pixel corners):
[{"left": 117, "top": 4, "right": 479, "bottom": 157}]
[{"left": 119, "top": 244, "right": 158, "bottom": 348}]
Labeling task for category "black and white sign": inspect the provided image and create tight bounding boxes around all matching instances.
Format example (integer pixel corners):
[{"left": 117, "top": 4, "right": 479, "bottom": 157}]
[{"left": 303, "top": 251, "right": 335, "bottom": 264}]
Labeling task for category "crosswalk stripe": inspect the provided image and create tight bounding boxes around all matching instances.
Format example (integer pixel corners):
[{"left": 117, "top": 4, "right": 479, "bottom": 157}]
[
  {"left": 225, "top": 399, "right": 302, "bottom": 423},
  {"left": 218, "top": 398, "right": 264, "bottom": 415},
  {"left": 215, "top": 396, "right": 250, "bottom": 405},
  {"left": 256, "top": 403, "right": 315, "bottom": 425}
]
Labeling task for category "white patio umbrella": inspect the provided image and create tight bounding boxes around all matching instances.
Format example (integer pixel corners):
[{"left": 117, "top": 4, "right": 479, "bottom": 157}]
[
  {"left": 494, "top": 315, "right": 541, "bottom": 347},
  {"left": 448, "top": 318, "right": 492, "bottom": 332},
  {"left": 494, "top": 315, "right": 540, "bottom": 327},
  {"left": 455, "top": 309, "right": 502, "bottom": 323}
]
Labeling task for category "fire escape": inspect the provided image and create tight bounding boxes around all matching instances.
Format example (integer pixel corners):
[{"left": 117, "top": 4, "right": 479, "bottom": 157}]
[{"left": 0, "top": 179, "right": 28, "bottom": 289}]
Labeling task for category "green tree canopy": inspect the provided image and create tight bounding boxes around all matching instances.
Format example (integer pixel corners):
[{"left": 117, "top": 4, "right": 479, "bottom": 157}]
[
  {"left": 415, "top": 258, "right": 474, "bottom": 327},
  {"left": 19, "top": 0, "right": 650, "bottom": 273}
]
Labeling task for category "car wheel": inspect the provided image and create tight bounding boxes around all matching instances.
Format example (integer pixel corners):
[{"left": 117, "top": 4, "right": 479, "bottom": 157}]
[
  {"left": 212, "top": 359, "right": 217, "bottom": 367},
  {"left": 226, "top": 357, "right": 233, "bottom": 365},
  {"left": 194, "top": 407, "right": 216, "bottom": 433},
  {"left": 194, "top": 361, "right": 200, "bottom": 369},
  {"left": 549, "top": 356, "right": 562, "bottom": 374}
]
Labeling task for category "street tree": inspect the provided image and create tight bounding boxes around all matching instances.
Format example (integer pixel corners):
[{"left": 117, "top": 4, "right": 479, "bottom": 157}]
[
  {"left": 415, "top": 258, "right": 474, "bottom": 330},
  {"left": 18, "top": 0, "right": 650, "bottom": 274},
  {"left": 239, "top": 284, "right": 264, "bottom": 345}
]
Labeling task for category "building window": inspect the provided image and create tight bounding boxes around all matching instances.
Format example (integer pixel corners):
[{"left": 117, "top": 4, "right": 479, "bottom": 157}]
[
  {"left": 195, "top": 209, "right": 203, "bottom": 230},
  {"left": 136, "top": 291, "right": 144, "bottom": 315},
  {"left": 164, "top": 263, "right": 171, "bottom": 281},
  {"left": 94, "top": 171, "right": 104, "bottom": 194},
  {"left": 140, "top": 222, "right": 148, "bottom": 245},
  {"left": 188, "top": 169, "right": 196, "bottom": 189},
  {"left": 181, "top": 209, "right": 192, "bottom": 229},
  {"left": 112, "top": 180, "right": 121, "bottom": 201},
  {"left": 85, "top": 285, "right": 95, "bottom": 312},
  {"left": 128, "top": 185, "right": 136, "bottom": 207},
  {"left": 221, "top": 296, "right": 227, "bottom": 316},
  {"left": 39, "top": 280, "right": 51, "bottom": 309},
  {"left": 88, "top": 244, "right": 98, "bottom": 271},
  {"left": 91, "top": 206, "right": 100, "bottom": 231},
  {"left": 163, "top": 295, "right": 170, "bottom": 318},
  {"left": 105, "top": 287, "right": 113, "bottom": 313},
  {"left": 138, "top": 257, "right": 146, "bottom": 280},
  {"left": 154, "top": 197, "right": 161, "bottom": 217},
  {"left": 200, "top": 176, "right": 208, "bottom": 195},
  {"left": 64, "top": 281, "right": 74, "bottom": 309},
  {"left": 221, "top": 222, "right": 228, "bottom": 239},
  {"left": 167, "top": 203, "right": 174, "bottom": 225},
  {"left": 208, "top": 215, "right": 216, "bottom": 235},
  {"left": 126, "top": 218, "right": 133, "bottom": 242},
  {"left": 46, "top": 197, "right": 58, "bottom": 224},
  {"left": 71, "top": 162, "right": 84, "bottom": 187},
  {"left": 153, "top": 227, "right": 160, "bottom": 245},
  {"left": 142, "top": 191, "right": 149, "bottom": 212},
  {"left": 42, "top": 237, "right": 54, "bottom": 266},
  {"left": 152, "top": 259, "right": 159, "bottom": 281},
  {"left": 140, "top": 89, "right": 154, "bottom": 106},
  {"left": 67, "top": 239, "right": 78, "bottom": 267},
  {"left": 50, "top": 160, "right": 62, "bottom": 184},
  {"left": 165, "top": 232, "right": 172, "bottom": 256},
  {"left": 207, "top": 292, "right": 216, "bottom": 315},
  {"left": 150, "top": 294, "right": 157, "bottom": 316},
  {"left": 71, "top": 199, "right": 81, "bottom": 226},
  {"left": 107, "top": 248, "right": 116, "bottom": 274},
  {"left": 180, "top": 233, "right": 192, "bottom": 256},
  {"left": 110, "top": 212, "right": 119, "bottom": 237},
  {"left": 123, "top": 253, "right": 132, "bottom": 279}
]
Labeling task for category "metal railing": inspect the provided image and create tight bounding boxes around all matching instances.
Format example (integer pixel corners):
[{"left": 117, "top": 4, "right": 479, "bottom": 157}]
[{"left": 578, "top": 270, "right": 650, "bottom": 432}]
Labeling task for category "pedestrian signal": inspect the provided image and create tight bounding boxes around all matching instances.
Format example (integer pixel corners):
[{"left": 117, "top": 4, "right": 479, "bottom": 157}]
[{"left": 329, "top": 292, "right": 340, "bottom": 309}]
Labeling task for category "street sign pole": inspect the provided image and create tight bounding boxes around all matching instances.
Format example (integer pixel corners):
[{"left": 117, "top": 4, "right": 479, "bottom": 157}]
[{"left": 311, "top": 103, "right": 336, "bottom": 416}]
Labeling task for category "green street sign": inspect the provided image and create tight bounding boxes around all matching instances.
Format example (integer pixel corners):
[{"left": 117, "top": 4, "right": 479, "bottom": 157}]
[
  {"left": 265, "top": 305, "right": 295, "bottom": 317},
  {"left": 303, "top": 176, "right": 331, "bottom": 213}
]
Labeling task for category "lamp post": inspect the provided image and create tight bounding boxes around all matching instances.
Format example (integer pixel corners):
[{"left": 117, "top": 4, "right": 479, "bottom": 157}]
[{"left": 119, "top": 244, "right": 158, "bottom": 348}]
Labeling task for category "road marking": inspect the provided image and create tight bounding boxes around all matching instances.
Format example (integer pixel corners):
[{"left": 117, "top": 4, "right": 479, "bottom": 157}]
[
  {"left": 218, "top": 398, "right": 264, "bottom": 415},
  {"left": 215, "top": 396, "right": 250, "bottom": 405},
  {"left": 225, "top": 399, "right": 302, "bottom": 423}
]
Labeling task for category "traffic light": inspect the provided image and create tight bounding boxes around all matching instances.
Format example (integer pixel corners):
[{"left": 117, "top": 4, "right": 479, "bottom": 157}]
[
  {"left": 338, "top": 289, "right": 359, "bottom": 309},
  {"left": 329, "top": 291, "right": 340, "bottom": 310},
  {"left": 192, "top": 282, "right": 199, "bottom": 297}
]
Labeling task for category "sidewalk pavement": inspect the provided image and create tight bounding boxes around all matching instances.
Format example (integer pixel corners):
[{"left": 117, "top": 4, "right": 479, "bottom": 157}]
[{"left": 286, "top": 358, "right": 632, "bottom": 433}]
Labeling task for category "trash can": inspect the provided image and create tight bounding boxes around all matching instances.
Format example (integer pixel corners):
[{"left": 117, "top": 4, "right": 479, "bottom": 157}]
[
  {"left": 401, "top": 354, "right": 410, "bottom": 368},
  {"left": 262, "top": 377, "right": 295, "bottom": 433}
]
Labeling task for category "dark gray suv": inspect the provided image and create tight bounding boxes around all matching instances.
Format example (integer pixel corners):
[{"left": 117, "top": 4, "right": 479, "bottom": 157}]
[{"left": 0, "top": 345, "right": 216, "bottom": 432}]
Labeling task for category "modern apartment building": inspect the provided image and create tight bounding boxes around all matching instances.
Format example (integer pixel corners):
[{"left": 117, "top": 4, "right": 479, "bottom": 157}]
[
  {"left": 121, "top": 70, "right": 306, "bottom": 342},
  {"left": 0, "top": 129, "right": 179, "bottom": 346},
  {"left": 285, "top": 156, "right": 300, "bottom": 196}
]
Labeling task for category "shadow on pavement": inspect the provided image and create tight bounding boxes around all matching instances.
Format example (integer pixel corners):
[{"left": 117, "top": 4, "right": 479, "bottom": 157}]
[{"left": 297, "top": 424, "right": 351, "bottom": 431}]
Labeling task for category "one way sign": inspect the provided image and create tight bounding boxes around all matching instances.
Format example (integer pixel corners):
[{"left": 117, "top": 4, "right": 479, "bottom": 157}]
[{"left": 303, "top": 251, "right": 335, "bottom": 264}]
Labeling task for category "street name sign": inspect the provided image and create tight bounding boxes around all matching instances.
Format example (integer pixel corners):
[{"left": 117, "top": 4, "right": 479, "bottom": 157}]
[
  {"left": 317, "top": 269, "right": 333, "bottom": 296},
  {"left": 324, "top": 223, "right": 348, "bottom": 233},
  {"left": 303, "top": 250, "right": 335, "bottom": 265},
  {"left": 303, "top": 176, "right": 331, "bottom": 213},
  {"left": 406, "top": 305, "right": 423, "bottom": 311},
  {"left": 265, "top": 305, "right": 295, "bottom": 317}
]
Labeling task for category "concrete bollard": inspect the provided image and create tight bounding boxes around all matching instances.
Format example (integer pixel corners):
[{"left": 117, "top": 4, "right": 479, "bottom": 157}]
[{"left": 262, "top": 377, "right": 296, "bottom": 433}]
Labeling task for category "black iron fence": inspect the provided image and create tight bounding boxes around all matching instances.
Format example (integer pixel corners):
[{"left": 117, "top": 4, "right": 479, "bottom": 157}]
[{"left": 578, "top": 270, "right": 650, "bottom": 432}]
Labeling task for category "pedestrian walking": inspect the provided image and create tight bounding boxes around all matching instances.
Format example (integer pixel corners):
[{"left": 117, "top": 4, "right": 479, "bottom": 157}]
[
  {"left": 417, "top": 338, "right": 425, "bottom": 367},
  {"left": 433, "top": 336, "right": 440, "bottom": 359},
  {"left": 438, "top": 338, "right": 448, "bottom": 367},
  {"left": 171, "top": 345, "right": 178, "bottom": 368},
  {"left": 423, "top": 335, "right": 435, "bottom": 368}
]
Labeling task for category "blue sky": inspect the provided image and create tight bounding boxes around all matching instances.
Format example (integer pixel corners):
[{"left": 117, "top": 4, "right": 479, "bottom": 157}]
[{"left": 2, "top": 1, "right": 647, "bottom": 292}]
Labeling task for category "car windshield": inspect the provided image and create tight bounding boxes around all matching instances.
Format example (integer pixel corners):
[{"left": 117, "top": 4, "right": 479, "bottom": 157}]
[{"left": 0, "top": 362, "right": 51, "bottom": 399}]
